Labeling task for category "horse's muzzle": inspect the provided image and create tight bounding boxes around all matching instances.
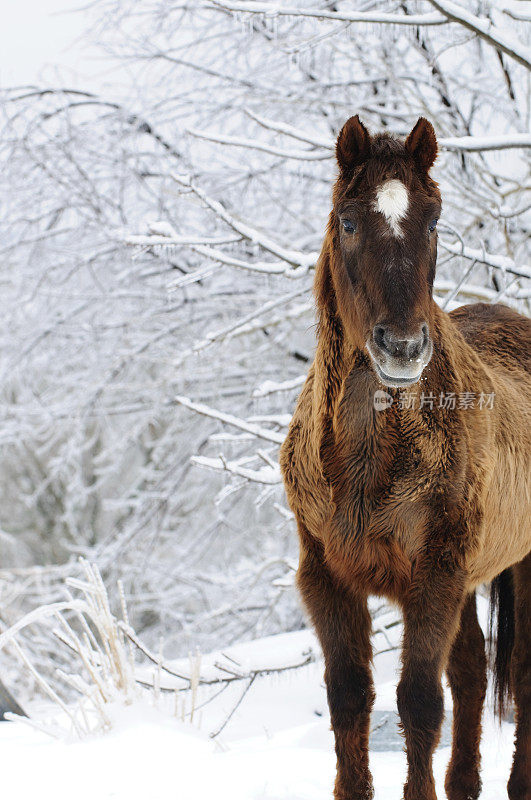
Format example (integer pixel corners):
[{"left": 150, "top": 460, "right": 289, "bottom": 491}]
[{"left": 367, "top": 322, "right": 433, "bottom": 388}]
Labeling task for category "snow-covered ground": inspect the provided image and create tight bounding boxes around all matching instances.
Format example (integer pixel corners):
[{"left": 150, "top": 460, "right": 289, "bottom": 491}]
[{"left": 3, "top": 598, "right": 515, "bottom": 800}]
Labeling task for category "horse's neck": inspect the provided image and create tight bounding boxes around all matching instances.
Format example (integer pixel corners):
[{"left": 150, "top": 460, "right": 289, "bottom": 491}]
[{"left": 314, "top": 311, "right": 402, "bottom": 501}]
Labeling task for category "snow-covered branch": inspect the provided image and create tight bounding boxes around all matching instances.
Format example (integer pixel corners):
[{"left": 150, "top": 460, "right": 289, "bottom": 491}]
[
  {"left": 426, "top": 0, "right": 531, "bottom": 69},
  {"left": 174, "top": 396, "right": 285, "bottom": 444},
  {"left": 203, "top": 112, "right": 531, "bottom": 153},
  {"left": 438, "top": 133, "right": 531, "bottom": 152},
  {"left": 439, "top": 240, "right": 531, "bottom": 281},
  {"left": 192, "top": 455, "right": 281, "bottom": 484},
  {"left": 207, "top": 0, "right": 447, "bottom": 26},
  {"left": 253, "top": 375, "right": 306, "bottom": 398},
  {"left": 171, "top": 174, "right": 317, "bottom": 270},
  {"left": 188, "top": 128, "right": 330, "bottom": 160},
  {"left": 246, "top": 110, "right": 331, "bottom": 149}
]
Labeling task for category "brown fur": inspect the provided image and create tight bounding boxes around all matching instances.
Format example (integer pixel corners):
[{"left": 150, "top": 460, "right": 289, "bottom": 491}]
[{"left": 280, "top": 116, "right": 531, "bottom": 800}]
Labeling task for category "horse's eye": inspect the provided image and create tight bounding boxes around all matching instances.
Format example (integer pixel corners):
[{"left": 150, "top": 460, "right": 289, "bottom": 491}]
[
  {"left": 428, "top": 219, "right": 438, "bottom": 233},
  {"left": 341, "top": 219, "right": 357, "bottom": 234}
]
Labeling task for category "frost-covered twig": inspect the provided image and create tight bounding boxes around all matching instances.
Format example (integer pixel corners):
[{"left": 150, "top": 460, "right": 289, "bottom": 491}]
[
  {"left": 189, "top": 244, "right": 291, "bottom": 275},
  {"left": 120, "top": 619, "right": 315, "bottom": 688},
  {"left": 125, "top": 233, "right": 242, "bottom": 247},
  {"left": 192, "top": 285, "right": 311, "bottom": 351},
  {"left": 245, "top": 110, "right": 331, "bottom": 149},
  {"left": 210, "top": 673, "right": 257, "bottom": 738}
]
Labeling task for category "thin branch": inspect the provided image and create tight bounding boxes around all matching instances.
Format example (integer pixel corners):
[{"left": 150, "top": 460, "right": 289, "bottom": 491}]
[
  {"left": 245, "top": 109, "right": 331, "bottom": 149},
  {"left": 188, "top": 128, "right": 330, "bottom": 160},
  {"left": 124, "top": 234, "right": 242, "bottom": 247},
  {"left": 253, "top": 375, "right": 306, "bottom": 397},
  {"left": 439, "top": 133, "right": 531, "bottom": 151},
  {"left": 210, "top": 673, "right": 257, "bottom": 738},
  {"left": 192, "top": 284, "right": 311, "bottom": 352}
]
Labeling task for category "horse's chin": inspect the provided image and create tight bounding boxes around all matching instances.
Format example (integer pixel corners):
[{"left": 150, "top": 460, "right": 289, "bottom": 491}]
[{"left": 373, "top": 363, "right": 423, "bottom": 389}]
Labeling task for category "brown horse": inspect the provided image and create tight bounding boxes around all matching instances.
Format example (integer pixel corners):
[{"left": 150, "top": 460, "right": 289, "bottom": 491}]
[{"left": 280, "top": 116, "right": 531, "bottom": 800}]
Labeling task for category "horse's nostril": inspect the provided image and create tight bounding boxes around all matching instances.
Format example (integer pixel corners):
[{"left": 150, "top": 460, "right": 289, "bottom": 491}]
[{"left": 373, "top": 325, "right": 386, "bottom": 350}]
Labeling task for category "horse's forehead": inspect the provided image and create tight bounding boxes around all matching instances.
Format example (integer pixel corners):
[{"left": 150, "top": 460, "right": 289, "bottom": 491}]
[{"left": 373, "top": 179, "right": 409, "bottom": 238}]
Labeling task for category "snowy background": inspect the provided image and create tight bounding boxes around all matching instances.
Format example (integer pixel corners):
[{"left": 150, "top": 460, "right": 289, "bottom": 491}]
[{"left": 0, "top": 1, "right": 529, "bottom": 797}]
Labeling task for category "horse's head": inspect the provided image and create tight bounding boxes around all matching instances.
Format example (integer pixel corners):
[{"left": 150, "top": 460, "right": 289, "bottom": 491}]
[{"left": 320, "top": 115, "right": 441, "bottom": 388}]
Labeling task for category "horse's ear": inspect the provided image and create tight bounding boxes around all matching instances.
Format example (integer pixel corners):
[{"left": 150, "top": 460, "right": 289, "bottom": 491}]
[
  {"left": 405, "top": 117, "right": 437, "bottom": 173},
  {"left": 336, "top": 115, "right": 371, "bottom": 176}
]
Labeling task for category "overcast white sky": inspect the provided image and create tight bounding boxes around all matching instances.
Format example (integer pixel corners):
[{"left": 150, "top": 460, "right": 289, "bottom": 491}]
[{"left": 1, "top": 1, "right": 100, "bottom": 87}]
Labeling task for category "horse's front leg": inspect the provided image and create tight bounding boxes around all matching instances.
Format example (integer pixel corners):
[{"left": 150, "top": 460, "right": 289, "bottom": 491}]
[
  {"left": 397, "top": 551, "right": 466, "bottom": 800},
  {"left": 297, "top": 526, "right": 374, "bottom": 800}
]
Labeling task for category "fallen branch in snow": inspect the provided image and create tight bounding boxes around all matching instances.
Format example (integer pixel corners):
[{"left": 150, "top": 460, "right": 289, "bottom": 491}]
[
  {"left": 120, "top": 620, "right": 316, "bottom": 690},
  {"left": 210, "top": 673, "right": 257, "bottom": 738}
]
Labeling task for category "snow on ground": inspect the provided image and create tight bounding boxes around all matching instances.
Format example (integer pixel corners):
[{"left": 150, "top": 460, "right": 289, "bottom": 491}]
[{"left": 3, "top": 599, "right": 515, "bottom": 799}]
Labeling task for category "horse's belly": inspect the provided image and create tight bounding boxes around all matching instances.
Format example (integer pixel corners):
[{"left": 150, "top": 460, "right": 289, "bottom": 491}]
[{"left": 466, "top": 454, "right": 531, "bottom": 587}]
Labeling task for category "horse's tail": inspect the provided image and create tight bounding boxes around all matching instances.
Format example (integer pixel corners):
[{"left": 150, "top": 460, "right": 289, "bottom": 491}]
[{"left": 489, "top": 568, "right": 515, "bottom": 719}]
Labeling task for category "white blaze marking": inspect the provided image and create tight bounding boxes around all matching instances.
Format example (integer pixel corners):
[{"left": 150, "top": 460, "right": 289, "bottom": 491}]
[{"left": 374, "top": 179, "right": 409, "bottom": 237}]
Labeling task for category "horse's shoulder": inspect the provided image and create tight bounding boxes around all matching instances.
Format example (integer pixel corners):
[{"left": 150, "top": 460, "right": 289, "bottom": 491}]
[{"left": 449, "top": 302, "right": 531, "bottom": 371}]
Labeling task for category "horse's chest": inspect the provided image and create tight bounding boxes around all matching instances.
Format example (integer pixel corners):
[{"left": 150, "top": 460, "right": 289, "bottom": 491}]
[
  {"left": 283, "top": 402, "right": 445, "bottom": 588},
  {"left": 350, "top": 467, "right": 429, "bottom": 546},
  {"left": 323, "top": 439, "right": 437, "bottom": 583}
]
